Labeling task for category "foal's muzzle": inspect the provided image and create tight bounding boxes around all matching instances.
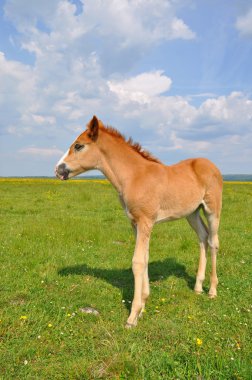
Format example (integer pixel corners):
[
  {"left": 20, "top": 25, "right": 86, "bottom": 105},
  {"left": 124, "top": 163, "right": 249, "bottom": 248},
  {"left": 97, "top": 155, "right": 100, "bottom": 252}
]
[{"left": 55, "top": 163, "right": 70, "bottom": 180}]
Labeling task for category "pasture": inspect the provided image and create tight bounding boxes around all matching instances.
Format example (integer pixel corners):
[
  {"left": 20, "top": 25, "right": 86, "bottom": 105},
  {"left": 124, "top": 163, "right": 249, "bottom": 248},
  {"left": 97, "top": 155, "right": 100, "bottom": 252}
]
[{"left": 0, "top": 178, "right": 251, "bottom": 379}]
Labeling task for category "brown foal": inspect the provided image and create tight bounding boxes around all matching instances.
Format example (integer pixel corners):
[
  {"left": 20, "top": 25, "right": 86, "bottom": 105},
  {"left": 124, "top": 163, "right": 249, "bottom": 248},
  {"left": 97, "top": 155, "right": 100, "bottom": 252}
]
[{"left": 55, "top": 116, "right": 223, "bottom": 327}]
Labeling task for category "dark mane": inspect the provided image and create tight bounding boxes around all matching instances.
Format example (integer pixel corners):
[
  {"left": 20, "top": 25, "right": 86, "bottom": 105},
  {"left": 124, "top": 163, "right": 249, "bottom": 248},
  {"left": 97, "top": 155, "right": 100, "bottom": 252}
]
[{"left": 101, "top": 125, "right": 161, "bottom": 164}]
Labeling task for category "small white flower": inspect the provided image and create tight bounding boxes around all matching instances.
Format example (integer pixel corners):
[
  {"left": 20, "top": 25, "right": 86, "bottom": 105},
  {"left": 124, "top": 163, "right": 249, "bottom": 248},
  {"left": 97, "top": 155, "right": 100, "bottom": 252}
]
[{"left": 24, "top": 360, "right": 28, "bottom": 365}]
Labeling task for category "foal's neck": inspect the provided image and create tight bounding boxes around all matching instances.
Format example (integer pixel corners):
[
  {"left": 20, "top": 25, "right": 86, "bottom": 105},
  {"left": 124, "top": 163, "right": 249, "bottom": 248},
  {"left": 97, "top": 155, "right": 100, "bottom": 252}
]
[{"left": 97, "top": 131, "right": 146, "bottom": 193}]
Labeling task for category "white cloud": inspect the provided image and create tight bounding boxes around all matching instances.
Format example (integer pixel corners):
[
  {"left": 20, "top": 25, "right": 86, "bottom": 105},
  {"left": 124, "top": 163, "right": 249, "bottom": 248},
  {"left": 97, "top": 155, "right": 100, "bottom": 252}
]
[
  {"left": 108, "top": 76, "right": 252, "bottom": 161},
  {"left": 156, "top": 131, "right": 211, "bottom": 153},
  {"left": 0, "top": 51, "right": 37, "bottom": 132},
  {"left": 107, "top": 75, "right": 197, "bottom": 131},
  {"left": 83, "top": 0, "right": 195, "bottom": 45},
  {"left": 108, "top": 71, "right": 172, "bottom": 104},
  {"left": 4, "top": 0, "right": 195, "bottom": 75},
  {"left": 169, "top": 17, "right": 195, "bottom": 40},
  {"left": 198, "top": 92, "right": 252, "bottom": 130},
  {"left": 19, "top": 147, "right": 64, "bottom": 157},
  {"left": 4, "top": 0, "right": 60, "bottom": 32},
  {"left": 236, "top": 8, "right": 252, "bottom": 36},
  {"left": 2, "top": 0, "right": 194, "bottom": 138},
  {"left": 31, "top": 114, "right": 56, "bottom": 125}
]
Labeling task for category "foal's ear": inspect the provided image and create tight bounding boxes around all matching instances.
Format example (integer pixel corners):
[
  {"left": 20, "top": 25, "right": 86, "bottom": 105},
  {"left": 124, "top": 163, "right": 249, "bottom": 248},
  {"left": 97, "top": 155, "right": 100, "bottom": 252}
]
[{"left": 88, "top": 115, "right": 99, "bottom": 141}]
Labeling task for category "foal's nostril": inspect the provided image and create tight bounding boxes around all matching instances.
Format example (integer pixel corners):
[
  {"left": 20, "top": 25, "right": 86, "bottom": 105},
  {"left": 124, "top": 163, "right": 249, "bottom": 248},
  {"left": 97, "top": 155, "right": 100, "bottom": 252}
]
[
  {"left": 56, "top": 163, "right": 70, "bottom": 180},
  {"left": 57, "top": 163, "right": 67, "bottom": 174}
]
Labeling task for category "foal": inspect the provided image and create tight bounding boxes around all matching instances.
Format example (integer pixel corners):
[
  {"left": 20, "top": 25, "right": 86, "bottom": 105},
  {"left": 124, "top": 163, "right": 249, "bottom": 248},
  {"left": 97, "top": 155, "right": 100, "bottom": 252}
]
[{"left": 55, "top": 116, "right": 223, "bottom": 327}]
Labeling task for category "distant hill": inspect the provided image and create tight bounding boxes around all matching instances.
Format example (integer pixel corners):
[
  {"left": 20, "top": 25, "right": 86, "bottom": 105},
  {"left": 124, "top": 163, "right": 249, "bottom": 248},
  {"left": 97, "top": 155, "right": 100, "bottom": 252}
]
[{"left": 223, "top": 174, "right": 252, "bottom": 182}]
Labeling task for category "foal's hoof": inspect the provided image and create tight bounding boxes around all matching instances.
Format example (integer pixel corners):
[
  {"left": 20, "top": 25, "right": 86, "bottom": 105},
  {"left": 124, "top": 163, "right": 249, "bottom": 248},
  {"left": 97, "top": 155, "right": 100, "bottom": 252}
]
[
  {"left": 125, "top": 322, "right": 137, "bottom": 329},
  {"left": 208, "top": 293, "right": 217, "bottom": 299},
  {"left": 194, "top": 289, "right": 203, "bottom": 295},
  {"left": 194, "top": 290, "right": 203, "bottom": 296}
]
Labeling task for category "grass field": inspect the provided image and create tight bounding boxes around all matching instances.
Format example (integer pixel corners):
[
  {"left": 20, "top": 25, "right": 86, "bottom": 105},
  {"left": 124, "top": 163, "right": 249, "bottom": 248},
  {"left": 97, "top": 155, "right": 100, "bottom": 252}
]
[{"left": 0, "top": 178, "right": 251, "bottom": 379}]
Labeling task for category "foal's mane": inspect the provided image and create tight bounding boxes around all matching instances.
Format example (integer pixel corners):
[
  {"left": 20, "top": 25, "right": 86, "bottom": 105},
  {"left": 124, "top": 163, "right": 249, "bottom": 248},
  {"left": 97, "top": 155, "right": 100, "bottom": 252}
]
[{"left": 101, "top": 125, "right": 161, "bottom": 164}]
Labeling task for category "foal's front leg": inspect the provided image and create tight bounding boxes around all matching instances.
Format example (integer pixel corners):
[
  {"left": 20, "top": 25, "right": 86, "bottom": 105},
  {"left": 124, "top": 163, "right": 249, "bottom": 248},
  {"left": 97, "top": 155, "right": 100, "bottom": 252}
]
[{"left": 126, "top": 221, "right": 151, "bottom": 328}]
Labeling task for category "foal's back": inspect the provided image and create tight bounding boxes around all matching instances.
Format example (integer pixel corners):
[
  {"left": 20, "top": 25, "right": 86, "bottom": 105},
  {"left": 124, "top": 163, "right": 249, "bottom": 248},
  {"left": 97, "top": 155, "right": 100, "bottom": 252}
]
[{"left": 169, "top": 157, "right": 221, "bottom": 190}]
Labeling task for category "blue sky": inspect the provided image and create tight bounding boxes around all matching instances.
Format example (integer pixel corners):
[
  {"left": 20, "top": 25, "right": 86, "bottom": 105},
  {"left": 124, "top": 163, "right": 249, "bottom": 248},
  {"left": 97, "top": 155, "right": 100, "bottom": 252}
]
[{"left": 0, "top": 0, "right": 252, "bottom": 176}]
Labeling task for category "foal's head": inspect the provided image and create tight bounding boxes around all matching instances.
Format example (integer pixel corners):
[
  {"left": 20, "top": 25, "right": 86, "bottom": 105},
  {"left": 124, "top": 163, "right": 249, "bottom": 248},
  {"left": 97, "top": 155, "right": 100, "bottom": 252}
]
[{"left": 55, "top": 116, "right": 100, "bottom": 180}]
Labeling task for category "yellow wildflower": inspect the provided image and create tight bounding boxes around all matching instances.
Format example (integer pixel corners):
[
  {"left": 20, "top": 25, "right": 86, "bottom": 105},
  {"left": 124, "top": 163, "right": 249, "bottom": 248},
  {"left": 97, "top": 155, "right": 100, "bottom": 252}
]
[
  {"left": 20, "top": 316, "right": 28, "bottom": 320},
  {"left": 48, "top": 323, "right": 53, "bottom": 328},
  {"left": 196, "top": 338, "right": 203, "bottom": 346}
]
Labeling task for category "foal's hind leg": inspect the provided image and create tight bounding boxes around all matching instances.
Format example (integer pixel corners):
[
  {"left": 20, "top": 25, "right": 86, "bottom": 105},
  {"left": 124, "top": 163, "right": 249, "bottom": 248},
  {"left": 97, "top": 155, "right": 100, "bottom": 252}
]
[
  {"left": 186, "top": 210, "right": 208, "bottom": 294},
  {"left": 204, "top": 212, "right": 220, "bottom": 298}
]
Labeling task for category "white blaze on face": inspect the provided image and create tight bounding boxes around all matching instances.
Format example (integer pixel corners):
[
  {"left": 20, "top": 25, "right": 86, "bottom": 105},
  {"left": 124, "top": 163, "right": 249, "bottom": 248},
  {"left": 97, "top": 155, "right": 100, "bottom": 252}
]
[{"left": 56, "top": 149, "right": 70, "bottom": 167}]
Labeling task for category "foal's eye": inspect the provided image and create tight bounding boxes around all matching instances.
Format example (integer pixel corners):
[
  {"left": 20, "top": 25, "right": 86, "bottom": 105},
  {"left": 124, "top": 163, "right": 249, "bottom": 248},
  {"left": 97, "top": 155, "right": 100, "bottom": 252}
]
[{"left": 74, "top": 143, "right": 84, "bottom": 152}]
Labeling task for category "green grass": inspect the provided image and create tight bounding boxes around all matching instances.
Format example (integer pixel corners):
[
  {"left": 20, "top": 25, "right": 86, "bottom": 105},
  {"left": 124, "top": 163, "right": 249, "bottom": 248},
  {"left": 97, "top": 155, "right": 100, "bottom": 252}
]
[{"left": 0, "top": 178, "right": 251, "bottom": 379}]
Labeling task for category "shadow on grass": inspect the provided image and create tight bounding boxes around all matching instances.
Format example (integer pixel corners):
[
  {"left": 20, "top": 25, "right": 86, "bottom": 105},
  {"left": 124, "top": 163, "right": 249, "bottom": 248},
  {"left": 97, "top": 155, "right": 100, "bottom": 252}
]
[{"left": 58, "top": 258, "right": 195, "bottom": 311}]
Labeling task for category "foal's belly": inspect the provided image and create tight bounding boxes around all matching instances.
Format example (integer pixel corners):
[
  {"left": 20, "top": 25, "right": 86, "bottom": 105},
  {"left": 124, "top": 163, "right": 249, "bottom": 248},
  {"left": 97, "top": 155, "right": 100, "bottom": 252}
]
[
  {"left": 155, "top": 202, "right": 200, "bottom": 223},
  {"left": 155, "top": 180, "right": 204, "bottom": 224}
]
